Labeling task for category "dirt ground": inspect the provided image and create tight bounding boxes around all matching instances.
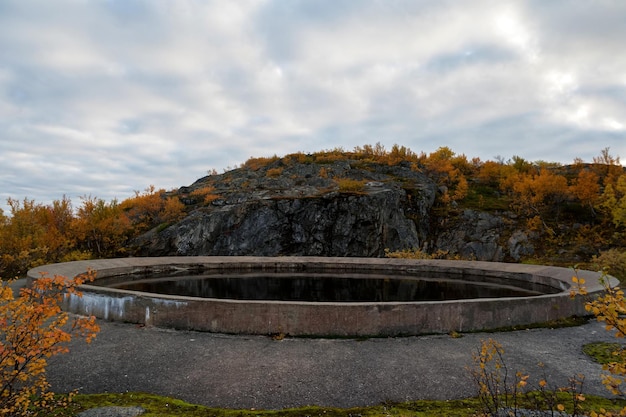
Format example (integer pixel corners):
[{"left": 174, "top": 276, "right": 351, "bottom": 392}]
[{"left": 46, "top": 318, "right": 616, "bottom": 410}]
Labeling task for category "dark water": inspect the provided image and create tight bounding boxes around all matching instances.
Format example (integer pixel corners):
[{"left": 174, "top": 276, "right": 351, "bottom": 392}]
[{"left": 108, "top": 272, "right": 545, "bottom": 302}]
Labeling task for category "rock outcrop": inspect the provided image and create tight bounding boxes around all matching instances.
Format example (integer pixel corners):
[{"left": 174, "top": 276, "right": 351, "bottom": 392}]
[
  {"left": 133, "top": 160, "right": 437, "bottom": 257},
  {"left": 434, "top": 210, "right": 507, "bottom": 261},
  {"left": 138, "top": 186, "right": 427, "bottom": 257},
  {"left": 132, "top": 158, "right": 528, "bottom": 261}
]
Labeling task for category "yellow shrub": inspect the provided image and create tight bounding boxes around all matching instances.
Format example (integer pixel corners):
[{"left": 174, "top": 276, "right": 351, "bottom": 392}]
[
  {"left": 593, "top": 249, "right": 626, "bottom": 283},
  {"left": 336, "top": 178, "right": 366, "bottom": 193},
  {"left": 190, "top": 186, "right": 219, "bottom": 205},
  {"left": 0, "top": 271, "right": 100, "bottom": 415},
  {"left": 266, "top": 167, "right": 284, "bottom": 178},
  {"left": 243, "top": 155, "right": 279, "bottom": 170}
]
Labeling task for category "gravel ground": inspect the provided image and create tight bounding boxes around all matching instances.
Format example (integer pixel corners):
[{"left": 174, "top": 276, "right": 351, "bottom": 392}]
[{"left": 45, "top": 318, "right": 618, "bottom": 411}]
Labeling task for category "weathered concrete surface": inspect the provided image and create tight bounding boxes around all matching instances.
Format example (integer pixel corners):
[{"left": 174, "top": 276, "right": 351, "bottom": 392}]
[
  {"left": 28, "top": 257, "right": 614, "bottom": 336},
  {"left": 45, "top": 318, "right": 619, "bottom": 410}
]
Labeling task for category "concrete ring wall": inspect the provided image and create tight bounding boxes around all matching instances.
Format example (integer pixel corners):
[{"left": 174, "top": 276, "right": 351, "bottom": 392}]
[{"left": 27, "top": 257, "right": 614, "bottom": 337}]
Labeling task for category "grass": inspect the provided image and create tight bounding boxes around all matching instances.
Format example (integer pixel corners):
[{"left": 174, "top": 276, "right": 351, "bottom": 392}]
[
  {"left": 44, "top": 393, "right": 486, "bottom": 417},
  {"left": 335, "top": 178, "right": 367, "bottom": 194},
  {"left": 475, "top": 315, "right": 590, "bottom": 333},
  {"left": 584, "top": 341, "right": 625, "bottom": 365},
  {"left": 46, "top": 392, "right": 626, "bottom": 417},
  {"left": 460, "top": 184, "right": 510, "bottom": 211}
]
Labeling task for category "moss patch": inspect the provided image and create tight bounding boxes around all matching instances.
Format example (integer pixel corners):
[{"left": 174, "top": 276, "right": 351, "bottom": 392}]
[
  {"left": 43, "top": 392, "right": 626, "bottom": 417},
  {"left": 473, "top": 315, "right": 590, "bottom": 334},
  {"left": 584, "top": 341, "right": 625, "bottom": 364}
]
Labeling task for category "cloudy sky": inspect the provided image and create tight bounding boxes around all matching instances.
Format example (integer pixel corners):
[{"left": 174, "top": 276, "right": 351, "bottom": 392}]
[{"left": 1, "top": 0, "right": 625, "bottom": 213}]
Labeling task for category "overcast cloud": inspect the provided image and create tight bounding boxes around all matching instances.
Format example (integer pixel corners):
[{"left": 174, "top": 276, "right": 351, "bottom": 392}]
[{"left": 1, "top": 0, "right": 625, "bottom": 213}]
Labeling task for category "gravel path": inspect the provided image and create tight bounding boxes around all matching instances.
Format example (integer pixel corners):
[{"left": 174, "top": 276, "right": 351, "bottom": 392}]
[{"left": 46, "top": 318, "right": 618, "bottom": 410}]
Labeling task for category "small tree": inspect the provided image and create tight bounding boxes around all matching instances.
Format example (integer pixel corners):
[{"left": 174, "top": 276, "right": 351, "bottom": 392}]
[
  {"left": 469, "top": 338, "right": 586, "bottom": 416},
  {"left": 573, "top": 268, "right": 626, "bottom": 417},
  {"left": 0, "top": 271, "right": 99, "bottom": 416}
]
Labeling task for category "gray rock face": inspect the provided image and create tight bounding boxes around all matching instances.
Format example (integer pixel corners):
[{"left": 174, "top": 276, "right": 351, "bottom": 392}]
[
  {"left": 138, "top": 187, "right": 424, "bottom": 257},
  {"left": 134, "top": 161, "right": 437, "bottom": 258},
  {"left": 133, "top": 159, "right": 524, "bottom": 261},
  {"left": 508, "top": 230, "right": 536, "bottom": 261},
  {"left": 434, "top": 210, "right": 507, "bottom": 261}
]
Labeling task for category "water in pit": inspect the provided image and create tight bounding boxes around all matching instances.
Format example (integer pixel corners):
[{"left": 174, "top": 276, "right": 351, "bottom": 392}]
[{"left": 106, "top": 272, "right": 549, "bottom": 302}]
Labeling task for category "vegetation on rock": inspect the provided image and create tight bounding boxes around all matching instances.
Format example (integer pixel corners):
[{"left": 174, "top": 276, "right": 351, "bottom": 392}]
[{"left": 1, "top": 144, "right": 624, "bottom": 277}]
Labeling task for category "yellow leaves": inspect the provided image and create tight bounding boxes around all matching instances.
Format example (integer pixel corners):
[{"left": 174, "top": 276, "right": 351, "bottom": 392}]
[
  {"left": 470, "top": 336, "right": 593, "bottom": 416},
  {"left": 595, "top": 405, "right": 626, "bottom": 417},
  {"left": 510, "top": 168, "right": 570, "bottom": 221},
  {"left": 571, "top": 272, "right": 589, "bottom": 298},
  {"left": 517, "top": 373, "right": 529, "bottom": 388},
  {"left": 575, "top": 268, "right": 626, "bottom": 414},
  {"left": 0, "top": 271, "right": 100, "bottom": 415}
]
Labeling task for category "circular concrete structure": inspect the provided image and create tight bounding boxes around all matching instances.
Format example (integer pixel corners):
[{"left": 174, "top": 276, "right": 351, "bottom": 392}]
[{"left": 27, "top": 257, "right": 613, "bottom": 337}]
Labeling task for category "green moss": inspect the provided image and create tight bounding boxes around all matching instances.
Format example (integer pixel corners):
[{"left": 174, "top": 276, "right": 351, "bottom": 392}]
[
  {"left": 476, "top": 316, "right": 590, "bottom": 333},
  {"left": 460, "top": 184, "right": 510, "bottom": 211},
  {"left": 52, "top": 393, "right": 483, "bottom": 417},
  {"left": 156, "top": 222, "right": 171, "bottom": 233},
  {"left": 44, "top": 391, "right": 626, "bottom": 417},
  {"left": 583, "top": 341, "right": 625, "bottom": 364}
]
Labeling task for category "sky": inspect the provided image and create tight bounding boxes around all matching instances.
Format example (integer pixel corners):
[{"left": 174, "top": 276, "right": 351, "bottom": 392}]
[{"left": 1, "top": 0, "right": 625, "bottom": 214}]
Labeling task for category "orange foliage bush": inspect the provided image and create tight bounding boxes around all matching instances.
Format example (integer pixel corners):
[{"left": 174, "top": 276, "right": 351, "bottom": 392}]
[
  {"left": 0, "top": 271, "right": 99, "bottom": 415},
  {"left": 573, "top": 269, "right": 626, "bottom": 416},
  {"left": 509, "top": 168, "right": 570, "bottom": 226},
  {"left": 266, "top": 167, "right": 284, "bottom": 178},
  {"left": 0, "top": 198, "right": 75, "bottom": 278},
  {"left": 571, "top": 169, "right": 601, "bottom": 216},
  {"left": 243, "top": 155, "right": 279, "bottom": 170},
  {"left": 73, "top": 196, "right": 130, "bottom": 258},
  {"left": 421, "top": 146, "right": 469, "bottom": 203},
  {"left": 119, "top": 185, "right": 186, "bottom": 232},
  {"left": 189, "top": 186, "right": 220, "bottom": 205}
]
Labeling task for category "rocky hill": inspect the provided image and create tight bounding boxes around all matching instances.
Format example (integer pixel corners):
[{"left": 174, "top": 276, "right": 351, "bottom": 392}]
[{"left": 131, "top": 155, "right": 535, "bottom": 262}]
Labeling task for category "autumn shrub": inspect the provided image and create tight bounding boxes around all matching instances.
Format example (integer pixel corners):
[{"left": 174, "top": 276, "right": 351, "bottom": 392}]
[
  {"left": 0, "top": 198, "right": 75, "bottom": 278},
  {"left": 386, "top": 144, "right": 419, "bottom": 165},
  {"left": 0, "top": 271, "right": 100, "bottom": 416},
  {"left": 421, "top": 147, "right": 470, "bottom": 204},
  {"left": 469, "top": 338, "right": 524, "bottom": 416},
  {"left": 353, "top": 142, "right": 388, "bottom": 160},
  {"left": 266, "top": 167, "right": 284, "bottom": 178},
  {"left": 243, "top": 155, "right": 279, "bottom": 170},
  {"left": 119, "top": 186, "right": 187, "bottom": 233},
  {"left": 73, "top": 196, "right": 130, "bottom": 258},
  {"left": 189, "top": 186, "right": 220, "bottom": 205},
  {"left": 335, "top": 178, "right": 366, "bottom": 194},
  {"left": 314, "top": 151, "right": 349, "bottom": 164},
  {"left": 469, "top": 338, "right": 586, "bottom": 417},
  {"left": 572, "top": 268, "right": 626, "bottom": 416},
  {"left": 284, "top": 152, "right": 310, "bottom": 165},
  {"left": 592, "top": 249, "right": 626, "bottom": 283}
]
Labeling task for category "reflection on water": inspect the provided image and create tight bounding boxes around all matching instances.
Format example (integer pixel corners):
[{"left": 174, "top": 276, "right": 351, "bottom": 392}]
[{"left": 108, "top": 272, "right": 545, "bottom": 302}]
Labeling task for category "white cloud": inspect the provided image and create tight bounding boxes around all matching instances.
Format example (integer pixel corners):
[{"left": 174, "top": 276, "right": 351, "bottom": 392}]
[{"left": 1, "top": 0, "right": 625, "bottom": 214}]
